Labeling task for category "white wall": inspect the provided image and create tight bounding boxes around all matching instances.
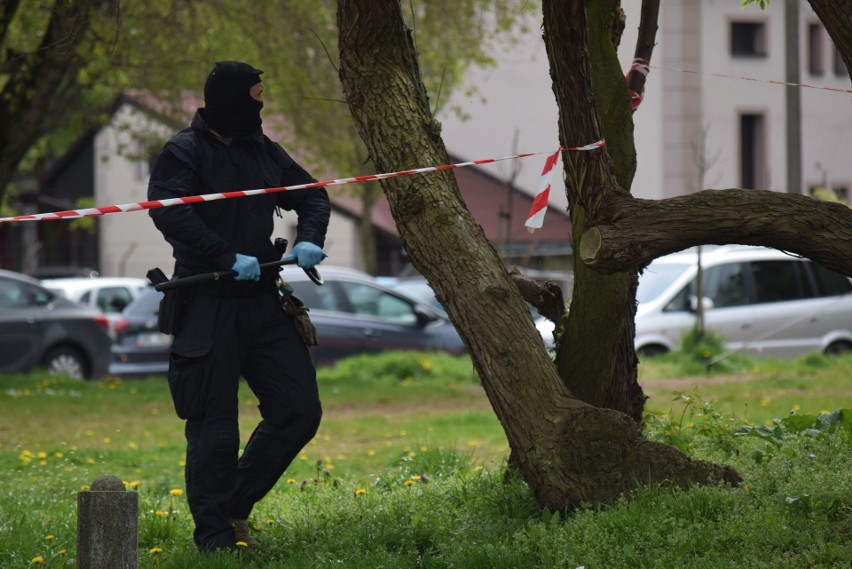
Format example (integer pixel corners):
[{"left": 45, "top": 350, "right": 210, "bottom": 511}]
[{"left": 95, "top": 104, "right": 173, "bottom": 278}]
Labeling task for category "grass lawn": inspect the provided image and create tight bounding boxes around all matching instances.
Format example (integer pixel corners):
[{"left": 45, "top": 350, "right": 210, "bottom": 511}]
[{"left": 0, "top": 351, "right": 849, "bottom": 567}]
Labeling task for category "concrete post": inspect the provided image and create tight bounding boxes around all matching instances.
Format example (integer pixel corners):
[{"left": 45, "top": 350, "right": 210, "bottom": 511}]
[{"left": 77, "top": 474, "right": 138, "bottom": 569}]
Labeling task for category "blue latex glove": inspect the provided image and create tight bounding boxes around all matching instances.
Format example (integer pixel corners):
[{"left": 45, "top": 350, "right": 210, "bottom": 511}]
[
  {"left": 284, "top": 241, "right": 324, "bottom": 268},
  {"left": 231, "top": 253, "right": 260, "bottom": 281}
]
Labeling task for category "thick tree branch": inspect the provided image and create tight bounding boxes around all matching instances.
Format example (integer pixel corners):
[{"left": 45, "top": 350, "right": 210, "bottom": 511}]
[{"left": 580, "top": 190, "right": 852, "bottom": 276}]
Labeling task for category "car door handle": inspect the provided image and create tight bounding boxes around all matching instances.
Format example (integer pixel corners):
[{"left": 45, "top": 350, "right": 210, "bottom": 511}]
[{"left": 363, "top": 328, "right": 382, "bottom": 337}]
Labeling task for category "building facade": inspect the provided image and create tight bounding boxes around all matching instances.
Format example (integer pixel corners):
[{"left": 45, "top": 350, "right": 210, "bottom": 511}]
[{"left": 439, "top": 1, "right": 850, "bottom": 204}]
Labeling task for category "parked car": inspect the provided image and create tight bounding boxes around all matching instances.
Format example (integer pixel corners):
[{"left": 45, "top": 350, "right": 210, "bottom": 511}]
[
  {"left": 282, "top": 266, "right": 466, "bottom": 366},
  {"left": 42, "top": 277, "right": 149, "bottom": 315},
  {"left": 43, "top": 276, "right": 149, "bottom": 340},
  {"left": 635, "top": 245, "right": 852, "bottom": 358},
  {"left": 109, "top": 267, "right": 467, "bottom": 376},
  {"left": 109, "top": 286, "right": 171, "bottom": 378},
  {"left": 387, "top": 276, "right": 557, "bottom": 350},
  {"left": 0, "top": 269, "right": 113, "bottom": 379}
]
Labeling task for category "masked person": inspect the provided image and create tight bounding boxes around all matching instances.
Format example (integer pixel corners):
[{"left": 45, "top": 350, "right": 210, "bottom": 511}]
[{"left": 147, "top": 61, "right": 330, "bottom": 552}]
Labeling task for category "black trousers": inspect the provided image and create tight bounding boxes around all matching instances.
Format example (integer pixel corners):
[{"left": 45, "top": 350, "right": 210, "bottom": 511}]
[{"left": 167, "top": 287, "right": 321, "bottom": 550}]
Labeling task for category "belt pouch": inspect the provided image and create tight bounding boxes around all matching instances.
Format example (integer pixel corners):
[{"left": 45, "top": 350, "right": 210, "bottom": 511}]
[{"left": 157, "top": 288, "right": 183, "bottom": 334}]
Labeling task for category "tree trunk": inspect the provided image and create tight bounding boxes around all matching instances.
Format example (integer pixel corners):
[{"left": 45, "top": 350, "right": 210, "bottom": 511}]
[
  {"left": 358, "top": 182, "right": 381, "bottom": 275},
  {"left": 547, "top": 0, "right": 646, "bottom": 422},
  {"left": 0, "top": 0, "right": 113, "bottom": 204},
  {"left": 337, "top": 0, "right": 739, "bottom": 512}
]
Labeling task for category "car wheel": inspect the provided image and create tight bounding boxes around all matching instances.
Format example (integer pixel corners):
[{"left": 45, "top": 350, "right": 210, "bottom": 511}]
[
  {"left": 824, "top": 340, "right": 852, "bottom": 356},
  {"left": 44, "top": 346, "right": 89, "bottom": 379},
  {"left": 637, "top": 344, "right": 668, "bottom": 359}
]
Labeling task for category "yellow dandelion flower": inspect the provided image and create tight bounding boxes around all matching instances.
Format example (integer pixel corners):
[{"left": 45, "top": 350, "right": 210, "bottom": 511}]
[
  {"left": 267, "top": 519, "right": 275, "bottom": 525},
  {"left": 287, "top": 478, "right": 296, "bottom": 484},
  {"left": 791, "top": 404, "right": 801, "bottom": 413},
  {"left": 411, "top": 475, "right": 421, "bottom": 481},
  {"left": 38, "top": 460, "right": 47, "bottom": 466},
  {"left": 355, "top": 488, "right": 366, "bottom": 496},
  {"left": 760, "top": 396, "right": 771, "bottom": 407},
  {"left": 149, "top": 546, "right": 163, "bottom": 555},
  {"left": 367, "top": 449, "right": 376, "bottom": 456},
  {"left": 299, "top": 453, "right": 308, "bottom": 461},
  {"left": 466, "top": 440, "right": 480, "bottom": 448},
  {"left": 37, "top": 451, "right": 48, "bottom": 459},
  {"left": 45, "top": 534, "right": 55, "bottom": 541},
  {"left": 86, "top": 458, "right": 96, "bottom": 465},
  {"left": 30, "top": 556, "right": 46, "bottom": 565},
  {"left": 103, "top": 437, "right": 111, "bottom": 444},
  {"left": 127, "top": 481, "right": 140, "bottom": 490},
  {"left": 54, "top": 452, "right": 64, "bottom": 459},
  {"left": 81, "top": 484, "right": 90, "bottom": 491},
  {"left": 473, "top": 465, "right": 484, "bottom": 472},
  {"left": 128, "top": 441, "right": 138, "bottom": 450},
  {"left": 155, "top": 511, "right": 167, "bottom": 518},
  {"left": 235, "top": 541, "right": 248, "bottom": 548},
  {"left": 58, "top": 549, "right": 67, "bottom": 555},
  {"left": 819, "top": 409, "right": 830, "bottom": 415},
  {"left": 169, "top": 488, "right": 183, "bottom": 497},
  {"left": 404, "top": 480, "right": 415, "bottom": 486},
  {"left": 69, "top": 445, "right": 78, "bottom": 451}
]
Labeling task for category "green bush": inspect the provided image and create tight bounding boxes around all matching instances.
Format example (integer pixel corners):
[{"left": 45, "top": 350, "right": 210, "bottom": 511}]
[{"left": 319, "top": 351, "right": 479, "bottom": 385}]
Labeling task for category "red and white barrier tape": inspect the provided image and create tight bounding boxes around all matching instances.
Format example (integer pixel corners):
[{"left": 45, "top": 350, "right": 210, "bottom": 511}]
[
  {"left": 626, "top": 57, "right": 650, "bottom": 111},
  {"left": 652, "top": 65, "right": 852, "bottom": 94},
  {"left": 0, "top": 140, "right": 605, "bottom": 225}
]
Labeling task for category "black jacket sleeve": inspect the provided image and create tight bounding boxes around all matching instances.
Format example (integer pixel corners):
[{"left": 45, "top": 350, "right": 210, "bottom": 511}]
[
  {"left": 148, "top": 143, "right": 236, "bottom": 272},
  {"left": 272, "top": 143, "right": 331, "bottom": 249}
]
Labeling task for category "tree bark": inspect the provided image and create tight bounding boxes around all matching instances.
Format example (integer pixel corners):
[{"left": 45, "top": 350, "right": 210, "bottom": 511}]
[
  {"left": 580, "top": 190, "right": 852, "bottom": 277},
  {"left": 337, "top": 0, "right": 739, "bottom": 512}
]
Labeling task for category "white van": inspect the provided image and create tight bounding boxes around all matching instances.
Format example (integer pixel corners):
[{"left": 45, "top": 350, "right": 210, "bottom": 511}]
[{"left": 635, "top": 245, "right": 852, "bottom": 358}]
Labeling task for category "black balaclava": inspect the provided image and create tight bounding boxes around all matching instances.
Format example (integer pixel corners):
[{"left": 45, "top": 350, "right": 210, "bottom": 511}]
[{"left": 202, "top": 61, "right": 264, "bottom": 138}]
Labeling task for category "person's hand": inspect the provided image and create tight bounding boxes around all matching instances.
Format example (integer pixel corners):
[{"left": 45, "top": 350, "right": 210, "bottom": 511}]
[
  {"left": 284, "top": 242, "right": 324, "bottom": 268},
  {"left": 231, "top": 253, "right": 260, "bottom": 281}
]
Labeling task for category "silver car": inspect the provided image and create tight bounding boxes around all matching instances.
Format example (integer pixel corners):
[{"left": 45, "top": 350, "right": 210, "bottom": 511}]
[{"left": 635, "top": 245, "right": 852, "bottom": 358}]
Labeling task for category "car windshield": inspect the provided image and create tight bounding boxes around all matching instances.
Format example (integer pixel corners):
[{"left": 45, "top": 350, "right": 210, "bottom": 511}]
[{"left": 636, "top": 263, "right": 690, "bottom": 304}]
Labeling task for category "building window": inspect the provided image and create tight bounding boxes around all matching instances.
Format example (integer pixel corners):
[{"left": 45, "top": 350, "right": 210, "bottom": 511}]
[
  {"left": 740, "top": 113, "right": 766, "bottom": 190},
  {"left": 730, "top": 22, "right": 767, "bottom": 57},
  {"left": 834, "top": 46, "right": 849, "bottom": 78},
  {"left": 808, "top": 24, "right": 824, "bottom": 75}
]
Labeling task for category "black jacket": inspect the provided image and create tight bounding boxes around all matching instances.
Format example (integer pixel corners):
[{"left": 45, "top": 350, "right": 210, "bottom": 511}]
[{"left": 148, "top": 110, "right": 330, "bottom": 277}]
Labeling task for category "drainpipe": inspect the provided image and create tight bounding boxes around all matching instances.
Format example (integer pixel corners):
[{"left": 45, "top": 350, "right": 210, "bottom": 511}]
[{"left": 785, "top": 0, "right": 803, "bottom": 194}]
